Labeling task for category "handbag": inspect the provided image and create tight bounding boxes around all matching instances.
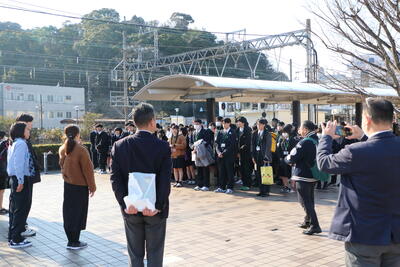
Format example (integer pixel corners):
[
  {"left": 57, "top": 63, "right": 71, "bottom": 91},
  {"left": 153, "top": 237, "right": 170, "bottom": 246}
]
[{"left": 261, "top": 163, "right": 274, "bottom": 185}]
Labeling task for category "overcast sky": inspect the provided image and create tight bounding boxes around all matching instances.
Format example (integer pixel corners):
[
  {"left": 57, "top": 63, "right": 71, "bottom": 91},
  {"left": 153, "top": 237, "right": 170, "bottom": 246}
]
[{"left": 0, "top": 0, "right": 344, "bottom": 81}]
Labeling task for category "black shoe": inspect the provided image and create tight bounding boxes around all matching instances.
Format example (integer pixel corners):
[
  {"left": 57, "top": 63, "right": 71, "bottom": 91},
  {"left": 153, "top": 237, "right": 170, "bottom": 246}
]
[
  {"left": 302, "top": 228, "right": 322, "bottom": 235},
  {"left": 0, "top": 208, "right": 9, "bottom": 215},
  {"left": 298, "top": 222, "right": 311, "bottom": 229},
  {"left": 256, "top": 193, "right": 268, "bottom": 197},
  {"left": 67, "top": 241, "right": 88, "bottom": 250}
]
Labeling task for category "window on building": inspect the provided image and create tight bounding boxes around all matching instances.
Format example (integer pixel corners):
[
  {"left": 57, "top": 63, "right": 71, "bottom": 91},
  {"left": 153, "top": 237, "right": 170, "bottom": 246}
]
[
  {"left": 48, "top": 112, "right": 54, "bottom": 119},
  {"left": 57, "top": 112, "right": 63, "bottom": 118},
  {"left": 47, "top": 95, "right": 54, "bottom": 102},
  {"left": 56, "top": 95, "right": 63, "bottom": 103},
  {"left": 252, "top": 103, "right": 258, "bottom": 110},
  {"left": 16, "top": 93, "right": 24, "bottom": 101},
  {"left": 260, "top": 103, "right": 266, "bottom": 109},
  {"left": 66, "top": 112, "right": 72, "bottom": 118},
  {"left": 227, "top": 103, "right": 235, "bottom": 112},
  {"left": 65, "top": 95, "right": 72, "bottom": 102},
  {"left": 27, "top": 94, "right": 34, "bottom": 101}
]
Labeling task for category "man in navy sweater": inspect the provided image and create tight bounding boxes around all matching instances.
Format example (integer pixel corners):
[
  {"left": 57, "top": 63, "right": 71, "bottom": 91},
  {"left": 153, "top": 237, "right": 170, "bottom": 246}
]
[
  {"left": 111, "top": 103, "right": 171, "bottom": 267},
  {"left": 317, "top": 98, "right": 400, "bottom": 266}
]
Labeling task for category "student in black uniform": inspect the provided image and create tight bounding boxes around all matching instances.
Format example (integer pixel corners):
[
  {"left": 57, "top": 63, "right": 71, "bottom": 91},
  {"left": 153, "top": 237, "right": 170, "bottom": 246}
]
[
  {"left": 251, "top": 119, "right": 272, "bottom": 197},
  {"left": 89, "top": 127, "right": 99, "bottom": 169},
  {"left": 214, "top": 118, "right": 237, "bottom": 194},
  {"left": 277, "top": 124, "right": 297, "bottom": 193},
  {"left": 236, "top": 117, "right": 253, "bottom": 191},
  {"left": 95, "top": 124, "right": 111, "bottom": 174}
]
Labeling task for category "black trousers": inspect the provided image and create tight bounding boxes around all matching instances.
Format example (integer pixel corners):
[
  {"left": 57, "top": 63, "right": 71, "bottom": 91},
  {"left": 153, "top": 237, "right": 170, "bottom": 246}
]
[
  {"left": 8, "top": 176, "right": 33, "bottom": 243},
  {"left": 196, "top": 166, "right": 210, "bottom": 187},
  {"left": 63, "top": 182, "right": 89, "bottom": 243},
  {"left": 98, "top": 151, "right": 108, "bottom": 171},
  {"left": 91, "top": 149, "right": 99, "bottom": 169},
  {"left": 217, "top": 156, "right": 235, "bottom": 190},
  {"left": 296, "top": 181, "right": 320, "bottom": 229},
  {"left": 239, "top": 154, "right": 253, "bottom": 187},
  {"left": 123, "top": 214, "right": 167, "bottom": 267},
  {"left": 255, "top": 159, "right": 270, "bottom": 195}
]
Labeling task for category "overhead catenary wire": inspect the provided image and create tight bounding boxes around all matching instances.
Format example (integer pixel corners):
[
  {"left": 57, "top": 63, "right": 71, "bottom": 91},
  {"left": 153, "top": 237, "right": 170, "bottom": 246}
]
[{"left": 0, "top": 3, "right": 288, "bottom": 38}]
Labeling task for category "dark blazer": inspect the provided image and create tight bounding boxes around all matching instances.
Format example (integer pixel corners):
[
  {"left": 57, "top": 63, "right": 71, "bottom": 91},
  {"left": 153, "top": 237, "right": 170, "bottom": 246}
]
[
  {"left": 110, "top": 131, "right": 172, "bottom": 218},
  {"left": 27, "top": 139, "right": 41, "bottom": 184},
  {"left": 251, "top": 130, "right": 272, "bottom": 163},
  {"left": 237, "top": 126, "right": 252, "bottom": 157},
  {"left": 111, "top": 134, "right": 124, "bottom": 146},
  {"left": 285, "top": 132, "right": 318, "bottom": 179},
  {"left": 215, "top": 128, "right": 237, "bottom": 158},
  {"left": 317, "top": 131, "right": 400, "bottom": 245},
  {"left": 90, "top": 131, "right": 98, "bottom": 151},
  {"left": 95, "top": 131, "right": 111, "bottom": 152},
  {"left": 195, "top": 128, "right": 213, "bottom": 145},
  {"left": 277, "top": 136, "right": 297, "bottom": 159}
]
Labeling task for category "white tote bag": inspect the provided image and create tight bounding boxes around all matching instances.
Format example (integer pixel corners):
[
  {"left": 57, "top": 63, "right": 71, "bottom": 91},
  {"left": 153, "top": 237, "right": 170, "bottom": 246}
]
[{"left": 123, "top": 172, "right": 156, "bottom": 212}]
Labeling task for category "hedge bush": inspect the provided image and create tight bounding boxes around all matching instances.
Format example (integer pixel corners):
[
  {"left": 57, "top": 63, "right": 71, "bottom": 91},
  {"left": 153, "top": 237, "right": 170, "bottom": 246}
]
[{"left": 33, "top": 143, "right": 91, "bottom": 171}]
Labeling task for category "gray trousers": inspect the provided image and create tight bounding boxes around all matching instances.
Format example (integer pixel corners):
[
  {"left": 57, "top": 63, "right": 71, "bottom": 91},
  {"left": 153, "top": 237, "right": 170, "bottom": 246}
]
[
  {"left": 345, "top": 242, "right": 400, "bottom": 267},
  {"left": 123, "top": 213, "right": 167, "bottom": 267}
]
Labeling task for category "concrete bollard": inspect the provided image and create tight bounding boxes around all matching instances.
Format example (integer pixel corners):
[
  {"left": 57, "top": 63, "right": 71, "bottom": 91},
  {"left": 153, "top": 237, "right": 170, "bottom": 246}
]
[{"left": 43, "top": 151, "right": 53, "bottom": 174}]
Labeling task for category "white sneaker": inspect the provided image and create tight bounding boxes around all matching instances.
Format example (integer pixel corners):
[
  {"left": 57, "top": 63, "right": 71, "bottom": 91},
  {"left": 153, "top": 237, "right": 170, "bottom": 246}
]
[
  {"left": 235, "top": 180, "right": 243, "bottom": 185},
  {"left": 21, "top": 226, "right": 36, "bottom": 238},
  {"left": 200, "top": 186, "right": 209, "bottom": 191},
  {"left": 100, "top": 171, "right": 107, "bottom": 174},
  {"left": 214, "top": 188, "right": 226, "bottom": 193},
  {"left": 194, "top": 186, "right": 201, "bottom": 191},
  {"left": 225, "top": 189, "right": 233, "bottom": 194}
]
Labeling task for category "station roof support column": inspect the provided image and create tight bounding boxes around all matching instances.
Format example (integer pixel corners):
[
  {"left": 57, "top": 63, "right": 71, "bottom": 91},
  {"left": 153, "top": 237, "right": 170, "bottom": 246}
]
[
  {"left": 355, "top": 102, "right": 363, "bottom": 127},
  {"left": 292, "top": 100, "right": 301, "bottom": 127},
  {"left": 206, "top": 98, "right": 216, "bottom": 124}
]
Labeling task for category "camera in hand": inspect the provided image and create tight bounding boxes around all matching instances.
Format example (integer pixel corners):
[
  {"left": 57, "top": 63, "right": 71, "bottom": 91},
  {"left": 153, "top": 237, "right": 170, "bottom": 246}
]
[{"left": 335, "top": 126, "right": 352, "bottom": 137}]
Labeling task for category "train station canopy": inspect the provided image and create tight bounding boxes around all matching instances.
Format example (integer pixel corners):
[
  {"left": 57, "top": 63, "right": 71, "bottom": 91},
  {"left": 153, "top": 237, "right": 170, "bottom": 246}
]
[{"left": 133, "top": 74, "right": 399, "bottom": 104}]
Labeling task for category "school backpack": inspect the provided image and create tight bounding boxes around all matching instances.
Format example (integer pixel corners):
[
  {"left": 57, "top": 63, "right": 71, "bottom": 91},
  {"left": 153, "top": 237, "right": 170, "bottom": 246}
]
[{"left": 303, "top": 137, "right": 330, "bottom": 182}]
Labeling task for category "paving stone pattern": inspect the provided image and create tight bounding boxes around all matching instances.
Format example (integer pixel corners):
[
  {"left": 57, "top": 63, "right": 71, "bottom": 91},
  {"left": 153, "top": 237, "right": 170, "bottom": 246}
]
[{"left": 0, "top": 173, "right": 345, "bottom": 266}]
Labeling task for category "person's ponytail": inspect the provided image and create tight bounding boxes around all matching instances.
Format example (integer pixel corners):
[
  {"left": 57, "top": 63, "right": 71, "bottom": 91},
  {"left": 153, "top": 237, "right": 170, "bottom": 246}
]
[{"left": 64, "top": 125, "right": 80, "bottom": 155}]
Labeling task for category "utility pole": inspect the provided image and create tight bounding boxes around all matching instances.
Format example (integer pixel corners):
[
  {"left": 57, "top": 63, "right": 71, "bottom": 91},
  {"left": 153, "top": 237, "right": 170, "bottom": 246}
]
[
  {"left": 39, "top": 94, "right": 43, "bottom": 129},
  {"left": 306, "top": 19, "right": 317, "bottom": 123},
  {"left": 123, "top": 31, "right": 128, "bottom": 124},
  {"left": 289, "top": 59, "right": 293, "bottom": 82}
]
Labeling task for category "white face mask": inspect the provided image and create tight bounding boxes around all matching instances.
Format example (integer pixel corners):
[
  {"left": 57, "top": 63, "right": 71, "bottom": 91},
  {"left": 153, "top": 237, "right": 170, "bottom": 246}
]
[
  {"left": 282, "top": 133, "right": 289, "bottom": 138},
  {"left": 194, "top": 125, "right": 201, "bottom": 131},
  {"left": 208, "top": 126, "right": 213, "bottom": 130},
  {"left": 317, "top": 133, "right": 322, "bottom": 139},
  {"left": 216, "top": 122, "right": 222, "bottom": 127}
]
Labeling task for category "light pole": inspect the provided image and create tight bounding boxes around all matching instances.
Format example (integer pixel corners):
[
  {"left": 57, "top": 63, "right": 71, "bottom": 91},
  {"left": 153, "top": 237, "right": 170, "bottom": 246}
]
[
  {"left": 74, "top": 106, "right": 80, "bottom": 125},
  {"left": 35, "top": 94, "right": 44, "bottom": 129}
]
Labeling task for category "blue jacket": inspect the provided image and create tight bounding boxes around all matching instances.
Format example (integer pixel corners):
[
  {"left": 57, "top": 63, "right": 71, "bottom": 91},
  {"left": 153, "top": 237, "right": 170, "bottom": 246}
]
[
  {"left": 7, "top": 138, "right": 34, "bottom": 184},
  {"left": 317, "top": 131, "right": 400, "bottom": 245}
]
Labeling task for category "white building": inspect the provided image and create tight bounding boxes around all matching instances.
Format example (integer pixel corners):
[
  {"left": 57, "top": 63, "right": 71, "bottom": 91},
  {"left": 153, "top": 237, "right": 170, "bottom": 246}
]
[{"left": 0, "top": 83, "right": 85, "bottom": 129}]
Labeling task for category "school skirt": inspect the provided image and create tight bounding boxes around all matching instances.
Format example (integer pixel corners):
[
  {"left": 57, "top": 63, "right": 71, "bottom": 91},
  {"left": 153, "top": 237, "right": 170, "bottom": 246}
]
[{"left": 63, "top": 182, "right": 89, "bottom": 231}]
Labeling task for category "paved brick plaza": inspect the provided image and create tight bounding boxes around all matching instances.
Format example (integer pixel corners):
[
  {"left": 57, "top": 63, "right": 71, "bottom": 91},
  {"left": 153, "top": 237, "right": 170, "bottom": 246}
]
[{"left": 0, "top": 173, "right": 345, "bottom": 266}]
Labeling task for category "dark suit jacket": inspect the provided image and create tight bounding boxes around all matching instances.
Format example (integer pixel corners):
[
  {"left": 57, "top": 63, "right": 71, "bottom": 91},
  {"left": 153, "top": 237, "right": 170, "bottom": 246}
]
[
  {"left": 237, "top": 126, "right": 252, "bottom": 158},
  {"left": 317, "top": 131, "right": 400, "bottom": 245},
  {"left": 195, "top": 128, "right": 213, "bottom": 145},
  {"left": 215, "top": 128, "right": 237, "bottom": 159},
  {"left": 95, "top": 131, "right": 111, "bottom": 153},
  {"left": 251, "top": 130, "right": 272, "bottom": 163},
  {"left": 110, "top": 131, "right": 172, "bottom": 218},
  {"left": 90, "top": 131, "right": 98, "bottom": 151}
]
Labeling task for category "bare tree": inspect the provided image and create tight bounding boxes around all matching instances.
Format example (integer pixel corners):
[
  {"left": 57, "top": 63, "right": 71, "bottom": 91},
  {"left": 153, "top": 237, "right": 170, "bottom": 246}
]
[{"left": 310, "top": 0, "right": 400, "bottom": 97}]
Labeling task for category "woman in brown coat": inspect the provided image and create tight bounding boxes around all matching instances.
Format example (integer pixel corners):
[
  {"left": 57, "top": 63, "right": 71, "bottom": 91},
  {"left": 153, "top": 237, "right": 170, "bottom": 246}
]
[
  {"left": 59, "top": 125, "right": 96, "bottom": 250},
  {"left": 169, "top": 125, "right": 187, "bottom": 187}
]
